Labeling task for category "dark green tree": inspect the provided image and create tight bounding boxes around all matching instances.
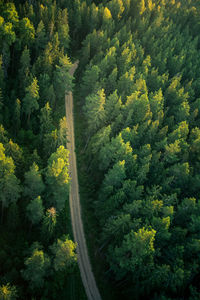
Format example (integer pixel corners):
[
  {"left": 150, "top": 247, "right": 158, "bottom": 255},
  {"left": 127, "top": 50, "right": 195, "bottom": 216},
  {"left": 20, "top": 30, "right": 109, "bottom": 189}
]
[
  {"left": 24, "top": 163, "right": 45, "bottom": 199},
  {"left": 0, "top": 143, "right": 21, "bottom": 221},
  {"left": 26, "top": 196, "right": 44, "bottom": 226},
  {"left": 83, "top": 89, "right": 106, "bottom": 135},
  {"left": 21, "top": 245, "right": 50, "bottom": 290},
  {"left": 22, "top": 77, "right": 39, "bottom": 123}
]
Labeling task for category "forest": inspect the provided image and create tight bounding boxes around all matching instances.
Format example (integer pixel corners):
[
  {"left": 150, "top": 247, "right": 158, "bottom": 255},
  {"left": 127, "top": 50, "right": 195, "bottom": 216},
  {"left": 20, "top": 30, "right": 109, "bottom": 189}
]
[
  {"left": 0, "top": 0, "right": 78, "bottom": 299},
  {"left": 1, "top": 0, "right": 200, "bottom": 299}
]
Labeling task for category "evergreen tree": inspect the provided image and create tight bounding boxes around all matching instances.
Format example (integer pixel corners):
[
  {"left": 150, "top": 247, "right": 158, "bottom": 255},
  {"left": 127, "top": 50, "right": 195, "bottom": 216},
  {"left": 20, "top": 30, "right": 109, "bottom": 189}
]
[
  {"left": 45, "top": 146, "right": 70, "bottom": 211},
  {"left": 50, "top": 236, "right": 77, "bottom": 272},
  {"left": 18, "top": 47, "right": 31, "bottom": 97},
  {"left": 26, "top": 196, "right": 44, "bottom": 226},
  {"left": 83, "top": 89, "right": 106, "bottom": 134},
  {"left": 22, "top": 77, "right": 39, "bottom": 123},
  {"left": 24, "top": 163, "right": 45, "bottom": 199},
  {"left": 53, "top": 55, "right": 73, "bottom": 103},
  {"left": 0, "top": 143, "right": 21, "bottom": 221},
  {"left": 39, "top": 102, "right": 53, "bottom": 139},
  {"left": 21, "top": 245, "right": 50, "bottom": 290}
]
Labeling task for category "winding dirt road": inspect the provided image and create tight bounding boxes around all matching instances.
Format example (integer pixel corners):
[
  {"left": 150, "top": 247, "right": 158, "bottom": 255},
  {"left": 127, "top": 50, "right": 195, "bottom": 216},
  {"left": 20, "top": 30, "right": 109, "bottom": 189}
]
[{"left": 65, "top": 62, "right": 102, "bottom": 300}]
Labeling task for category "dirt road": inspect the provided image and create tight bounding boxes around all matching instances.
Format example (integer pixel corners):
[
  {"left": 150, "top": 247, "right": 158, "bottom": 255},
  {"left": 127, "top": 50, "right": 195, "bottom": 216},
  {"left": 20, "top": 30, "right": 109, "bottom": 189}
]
[{"left": 65, "top": 62, "right": 102, "bottom": 300}]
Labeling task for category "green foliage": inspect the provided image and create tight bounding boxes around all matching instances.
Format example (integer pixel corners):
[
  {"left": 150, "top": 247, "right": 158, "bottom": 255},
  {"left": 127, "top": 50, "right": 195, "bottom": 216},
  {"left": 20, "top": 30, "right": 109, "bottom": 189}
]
[
  {"left": 0, "top": 1, "right": 78, "bottom": 299},
  {"left": 42, "top": 117, "right": 67, "bottom": 159},
  {"left": 13, "top": 99, "right": 21, "bottom": 134},
  {"left": 39, "top": 102, "right": 53, "bottom": 138},
  {"left": 83, "top": 89, "right": 106, "bottom": 134},
  {"left": 103, "top": 160, "right": 126, "bottom": 188},
  {"left": 5, "top": 139, "right": 23, "bottom": 172},
  {"left": 57, "top": 8, "right": 69, "bottom": 49},
  {"left": 22, "top": 77, "right": 39, "bottom": 122},
  {"left": 107, "top": 0, "right": 124, "bottom": 20},
  {"left": 24, "top": 163, "right": 45, "bottom": 199},
  {"left": 50, "top": 236, "right": 77, "bottom": 272},
  {"left": 53, "top": 55, "right": 73, "bottom": 102},
  {"left": 76, "top": 0, "right": 200, "bottom": 298},
  {"left": 0, "top": 143, "right": 21, "bottom": 211},
  {"left": 81, "top": 65, "right": 100, "bottom": 97},
  {"left": 1, "top": 0, "right": 200, "bottom": 299},
  {"left": 35, "top": 20, "right": 47, "bottom": 53},
  {"left": 26, "top": 196, "right": 44, "bottom": 225},
  {"left": 0, "top": 283, "right": 17, "bottom": 300},
  {"left": 110, "top": 227, "right": 156, "bottom": 279},
  {"left": 18, "top": 17, "right": 35, "bottom": 47},
  {"left": 45, "top": 146, "right": 70, "bottom": 211},
  {"left": 18, "top": 47, "right": 31, "bottom": 96},
  {"left": 21, "top": 245, "right": 50, "bottom": 290}
]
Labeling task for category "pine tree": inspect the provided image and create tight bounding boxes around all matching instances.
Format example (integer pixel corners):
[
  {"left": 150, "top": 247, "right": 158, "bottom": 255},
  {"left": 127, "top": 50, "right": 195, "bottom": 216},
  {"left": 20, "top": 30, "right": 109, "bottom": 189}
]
[
  {"left": 21, "top": 245, "right": 50, "bottom": 290},
  {"left": 26, "top": 196, "right": 44, "bottom": 226},
  {"left": 0, "top": 143, "right": 21, "bottom": 222},
  {"left": 50, "top": 236, "right": 77, "bottom": 272},
  {"left": 83, "top": 89, "right": 106, "bottom": 134},
  {"left": 22, "top": 77, "right": 39, "bottom": 123},
  {"left": 24, "top": 163, "right": 45, "bottom": 199}
]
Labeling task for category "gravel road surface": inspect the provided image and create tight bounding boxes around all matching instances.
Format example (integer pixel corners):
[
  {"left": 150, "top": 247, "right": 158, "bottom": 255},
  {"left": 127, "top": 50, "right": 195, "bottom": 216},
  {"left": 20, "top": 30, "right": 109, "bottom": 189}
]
[{"left": 65, "top": 62, "right": 102, "bottom": 300}]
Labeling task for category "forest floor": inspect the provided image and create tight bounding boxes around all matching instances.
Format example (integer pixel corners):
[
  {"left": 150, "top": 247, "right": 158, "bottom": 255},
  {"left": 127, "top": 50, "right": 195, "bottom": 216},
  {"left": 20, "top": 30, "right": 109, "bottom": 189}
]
[{"left": 65, "top": 62, "right": 102, "bottom": 300}]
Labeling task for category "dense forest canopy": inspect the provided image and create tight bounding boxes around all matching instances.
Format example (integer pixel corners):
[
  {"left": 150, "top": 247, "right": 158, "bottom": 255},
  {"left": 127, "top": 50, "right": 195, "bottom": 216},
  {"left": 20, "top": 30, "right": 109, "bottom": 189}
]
[
  {"left": 1, "top": 0, "right": 200, "bottom": 299},
  {"left": 74, "top": 0, "right": 200, "bottom": 299},
  {"left": 0, "top": 0, "right": 78, "bottom": 299}
]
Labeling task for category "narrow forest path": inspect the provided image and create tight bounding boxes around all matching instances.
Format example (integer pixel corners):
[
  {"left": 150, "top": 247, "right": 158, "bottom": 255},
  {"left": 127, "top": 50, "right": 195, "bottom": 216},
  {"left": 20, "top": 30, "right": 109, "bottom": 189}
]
[{"left": 65, "top": 62, "right": 102, "bottom": 300}]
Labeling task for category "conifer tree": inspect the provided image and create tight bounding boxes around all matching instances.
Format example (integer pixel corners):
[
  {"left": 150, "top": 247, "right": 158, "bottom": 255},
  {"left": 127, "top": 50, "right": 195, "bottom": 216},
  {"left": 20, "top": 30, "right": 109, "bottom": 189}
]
[{"left": 22, "top": 77, "right": 39, "bottom": 123}]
